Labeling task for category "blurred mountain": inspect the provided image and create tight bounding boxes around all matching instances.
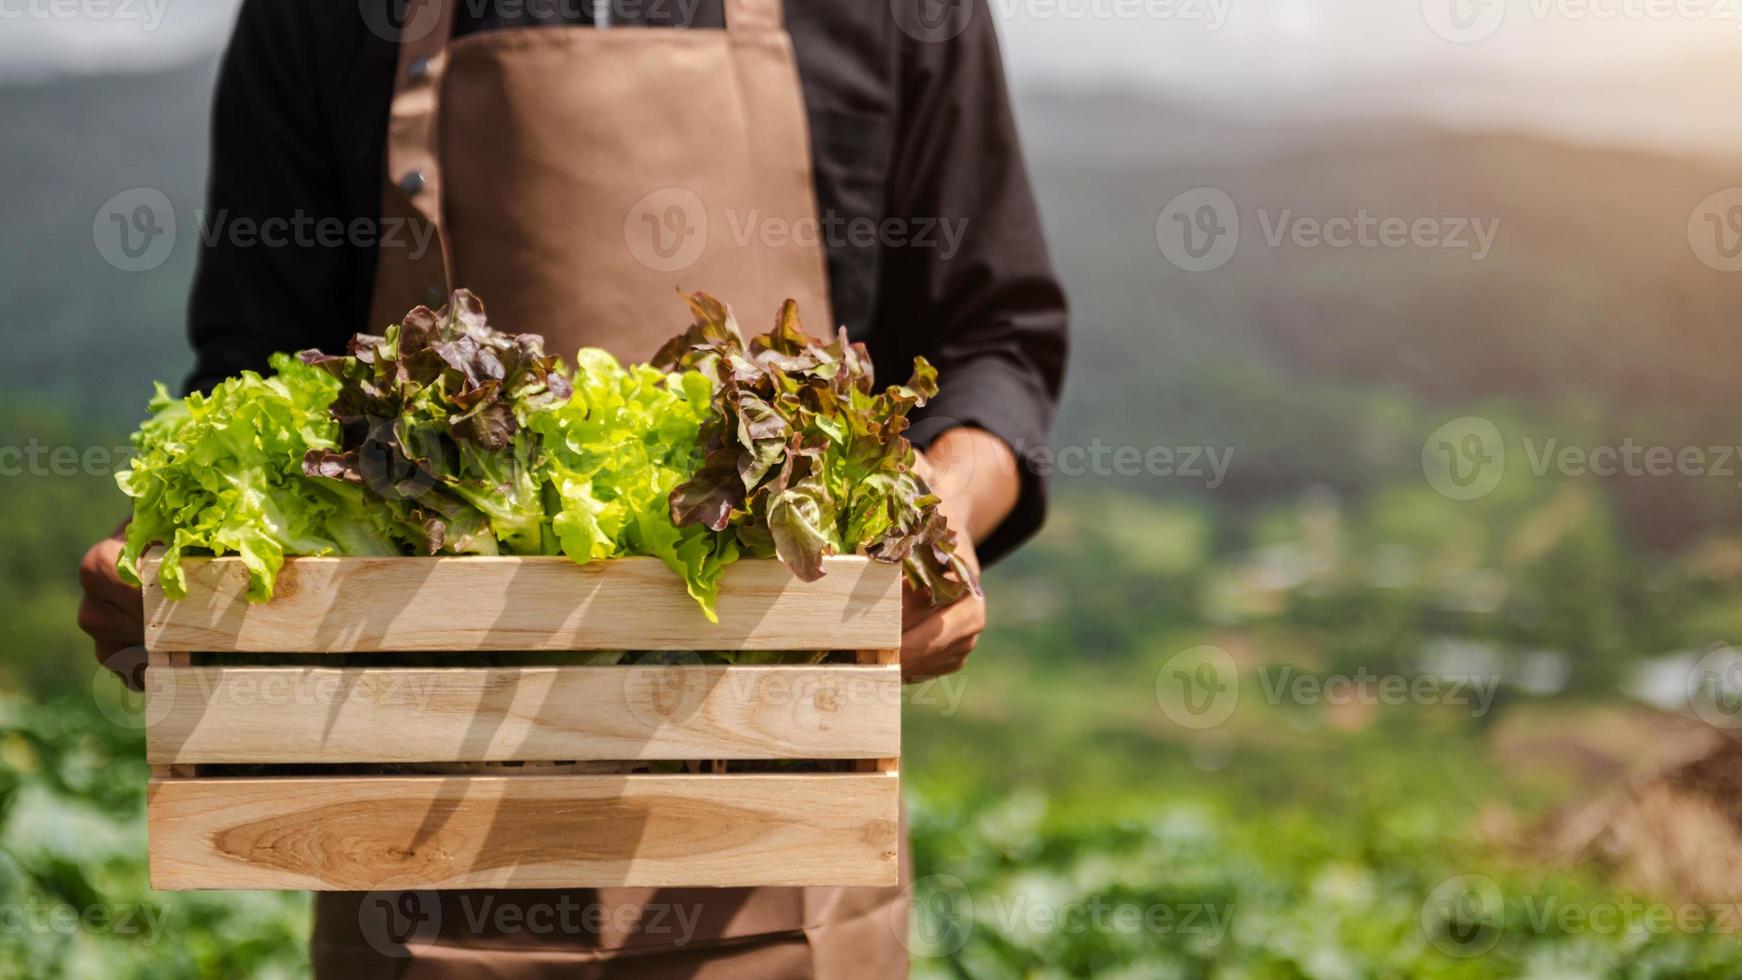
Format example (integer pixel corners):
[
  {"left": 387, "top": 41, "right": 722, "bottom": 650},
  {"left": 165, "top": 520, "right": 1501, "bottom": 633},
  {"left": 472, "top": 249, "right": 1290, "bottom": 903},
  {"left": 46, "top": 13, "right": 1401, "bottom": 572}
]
[
  {"left": 1017, "top": 90, "right": 1742, "bottom": 544},
  {"left": 5, "top": 69, "right": 1740, "bottom": 544},
  {"left": 0, "top": 62, "right": 214, "bottom": 420}
]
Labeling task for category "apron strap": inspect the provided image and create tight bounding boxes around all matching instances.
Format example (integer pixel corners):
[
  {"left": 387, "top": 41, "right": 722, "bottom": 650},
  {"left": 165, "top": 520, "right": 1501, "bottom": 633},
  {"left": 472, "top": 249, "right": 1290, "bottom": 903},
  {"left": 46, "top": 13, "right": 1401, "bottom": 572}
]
[
  {"left": 724, "top": 0, "right": 784, "bottom": 31},
  {"left": 386, "top": 0, "right": 460, "bottom": 296}
]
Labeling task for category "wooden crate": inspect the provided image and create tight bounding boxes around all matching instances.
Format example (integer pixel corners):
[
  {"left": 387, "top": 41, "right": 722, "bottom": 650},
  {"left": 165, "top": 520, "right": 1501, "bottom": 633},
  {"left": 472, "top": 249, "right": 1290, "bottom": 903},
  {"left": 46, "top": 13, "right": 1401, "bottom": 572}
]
[{"left": 139, "top": 547, "right": 903, "bottom": 891}]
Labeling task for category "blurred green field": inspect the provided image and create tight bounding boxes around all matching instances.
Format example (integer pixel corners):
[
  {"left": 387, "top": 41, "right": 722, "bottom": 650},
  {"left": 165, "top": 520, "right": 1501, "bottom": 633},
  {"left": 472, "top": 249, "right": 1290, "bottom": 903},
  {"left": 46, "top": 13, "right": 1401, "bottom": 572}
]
[{"left": 8, "top": 401, "right": 1742, "bottom": 978}]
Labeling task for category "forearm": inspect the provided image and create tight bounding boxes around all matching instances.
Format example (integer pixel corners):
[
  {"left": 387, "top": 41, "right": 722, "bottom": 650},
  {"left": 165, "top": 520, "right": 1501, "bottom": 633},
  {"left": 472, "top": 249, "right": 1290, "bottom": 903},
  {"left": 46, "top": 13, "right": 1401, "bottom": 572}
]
[{"left": 921, "top": 427, "right": 1020, "bottom": 545}]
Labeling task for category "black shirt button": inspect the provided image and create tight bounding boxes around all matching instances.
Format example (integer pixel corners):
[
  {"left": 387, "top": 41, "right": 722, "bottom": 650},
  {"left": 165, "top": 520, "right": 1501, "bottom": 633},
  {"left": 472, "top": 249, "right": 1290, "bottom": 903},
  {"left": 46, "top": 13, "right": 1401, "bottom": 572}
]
[
  {"left": 398, "top": 170, "right": 428, "bottom": 197},
  {"left": 406, "top": 57, "right": 431, "bottom": 82}
]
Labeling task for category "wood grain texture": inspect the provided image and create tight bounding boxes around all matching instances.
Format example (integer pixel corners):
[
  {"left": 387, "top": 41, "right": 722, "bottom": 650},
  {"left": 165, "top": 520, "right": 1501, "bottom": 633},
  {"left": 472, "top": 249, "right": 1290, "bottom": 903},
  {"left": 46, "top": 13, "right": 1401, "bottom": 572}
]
[
  {"left": 147, "top": 773, "right": 900, "bottom": 890},
  {"left": 147, "top": 665, "right": 901, "bottom": 764},
  {"left": 855, "top": 650, "right": 901, "bottom": 773},
  {"left": 140, "top": 550, "right": 902, "bottom": 653},
  {"left": 147, "top": 653, "right": 195, "bottom": 778}
]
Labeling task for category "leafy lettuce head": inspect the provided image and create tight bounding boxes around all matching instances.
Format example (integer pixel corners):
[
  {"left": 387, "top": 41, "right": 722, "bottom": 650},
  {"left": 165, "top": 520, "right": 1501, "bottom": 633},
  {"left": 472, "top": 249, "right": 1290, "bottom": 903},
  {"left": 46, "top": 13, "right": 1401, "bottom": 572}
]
[
  {"left": 654, "top": 293, "right": 980, "bottom": 606},
  {"left": 298, "top": 289, "right": 571, "bottom": 556},
  {"left": 115, "top": 354, "right": 382, "bottom": 602}
]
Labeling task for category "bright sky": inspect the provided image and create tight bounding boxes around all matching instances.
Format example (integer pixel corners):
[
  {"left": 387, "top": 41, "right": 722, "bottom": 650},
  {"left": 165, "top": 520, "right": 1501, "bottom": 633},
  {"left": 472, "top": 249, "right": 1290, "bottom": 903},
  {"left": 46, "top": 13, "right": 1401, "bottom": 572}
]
[
  {"left": 993, "top": 0, "right": 1742, "bottom": 155},
  {"left": 3, "top": 0, "right": 1737, "bottom": 156}
]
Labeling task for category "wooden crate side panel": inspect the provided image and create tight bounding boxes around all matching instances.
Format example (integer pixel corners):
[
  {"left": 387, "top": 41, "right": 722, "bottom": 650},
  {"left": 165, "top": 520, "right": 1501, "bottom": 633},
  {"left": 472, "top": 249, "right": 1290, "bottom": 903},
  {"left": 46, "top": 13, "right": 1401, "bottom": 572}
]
[
  {"left": 142, "top": 553, "right": 901, "bottom": 653},
  {"left": 855, "top": 650, "right": 901, "bottom": 774},
  {"left": 147, "top": 665, "right": 901, "bottom": 764},
  {"left": 147, "top": 773, "right": 900, "bottom": 890}
]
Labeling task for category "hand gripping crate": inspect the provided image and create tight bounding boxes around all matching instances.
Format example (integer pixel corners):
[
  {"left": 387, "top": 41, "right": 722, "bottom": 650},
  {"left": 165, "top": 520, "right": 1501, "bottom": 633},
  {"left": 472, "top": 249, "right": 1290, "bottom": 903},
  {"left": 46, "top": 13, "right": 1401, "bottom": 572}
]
[{"left": 138, "top": 547, "right": 902, "bottom": 890}]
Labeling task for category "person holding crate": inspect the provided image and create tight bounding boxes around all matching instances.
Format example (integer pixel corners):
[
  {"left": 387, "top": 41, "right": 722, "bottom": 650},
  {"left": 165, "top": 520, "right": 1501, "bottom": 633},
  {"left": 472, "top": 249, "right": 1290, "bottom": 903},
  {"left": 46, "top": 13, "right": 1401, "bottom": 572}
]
[{"left": 76, "top": 0, "right": 1067, "bottom": 974}]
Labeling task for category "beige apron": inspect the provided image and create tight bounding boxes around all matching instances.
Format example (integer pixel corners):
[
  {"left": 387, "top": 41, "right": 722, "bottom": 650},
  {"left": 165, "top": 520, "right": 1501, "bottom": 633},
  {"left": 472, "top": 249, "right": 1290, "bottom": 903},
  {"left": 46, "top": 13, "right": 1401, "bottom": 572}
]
[
  {"left": 314, "top": 0, "right": 907, "bottom": 976},
  {"left": 364, "top": 0, "right": 833, "bottom": 355}
]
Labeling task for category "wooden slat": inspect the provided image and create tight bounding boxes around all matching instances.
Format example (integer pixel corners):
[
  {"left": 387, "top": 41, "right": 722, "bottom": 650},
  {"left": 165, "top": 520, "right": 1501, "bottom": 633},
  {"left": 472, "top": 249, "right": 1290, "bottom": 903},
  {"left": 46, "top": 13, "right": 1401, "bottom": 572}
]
[
  {"left": 856, "top": 650, "right": 901, "bottom": 773},
  {"left": 147, "top": 773, "right": 900, "bottom": 890},
  {"left": 148, "top": 652, "right": 196, "bottom": 778},
  {"left": 141, "top": 551, "right": 901, "bottom": 653},
  {"left": 148, "top": 665, "right": 901, "bottom": 764}
]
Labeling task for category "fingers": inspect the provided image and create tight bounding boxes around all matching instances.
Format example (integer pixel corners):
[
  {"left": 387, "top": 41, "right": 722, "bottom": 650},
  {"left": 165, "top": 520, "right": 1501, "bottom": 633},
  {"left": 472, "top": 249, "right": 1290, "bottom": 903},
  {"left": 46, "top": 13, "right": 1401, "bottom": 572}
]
[
  {"left": 900, "top": 592, "right": 985, "bottom": 683},
  {"left": 78, "top": 536, "right": 136, "bottom": 604},
  {"left": 78, "top": 595, "right": 141, "bottom": 652},
  {"left": 77, "top": 536, "right": 144, "bottom": 677},
  {"left": 901, "top": 639, "right": 977, "bottom": 684},
  {"left": 902, "top": 592, "right": 984, "bottom": 653},
  {"left": 95, "top": 643, "right": 151, "bottom": 694}
]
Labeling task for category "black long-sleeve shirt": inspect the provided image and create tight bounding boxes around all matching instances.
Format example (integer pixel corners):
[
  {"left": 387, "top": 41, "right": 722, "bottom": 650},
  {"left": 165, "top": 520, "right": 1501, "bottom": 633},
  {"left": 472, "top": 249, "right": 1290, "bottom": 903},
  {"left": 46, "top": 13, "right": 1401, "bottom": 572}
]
[{"left": 187, "top": 0, "right": 1068, "bottom": 562}]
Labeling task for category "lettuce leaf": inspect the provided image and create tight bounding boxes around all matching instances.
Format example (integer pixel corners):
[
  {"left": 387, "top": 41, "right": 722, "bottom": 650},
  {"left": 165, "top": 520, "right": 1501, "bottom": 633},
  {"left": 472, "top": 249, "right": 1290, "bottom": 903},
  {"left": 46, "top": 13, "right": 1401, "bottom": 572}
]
[
  {"left": 529, "top": 348, "right": 737, "bottom": 620},
  {"left": 115, "top": 354, "right": 401, "bottom": 602},
  {"left": 655, "top": 294, "right": 980, "bottom": 604}
]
